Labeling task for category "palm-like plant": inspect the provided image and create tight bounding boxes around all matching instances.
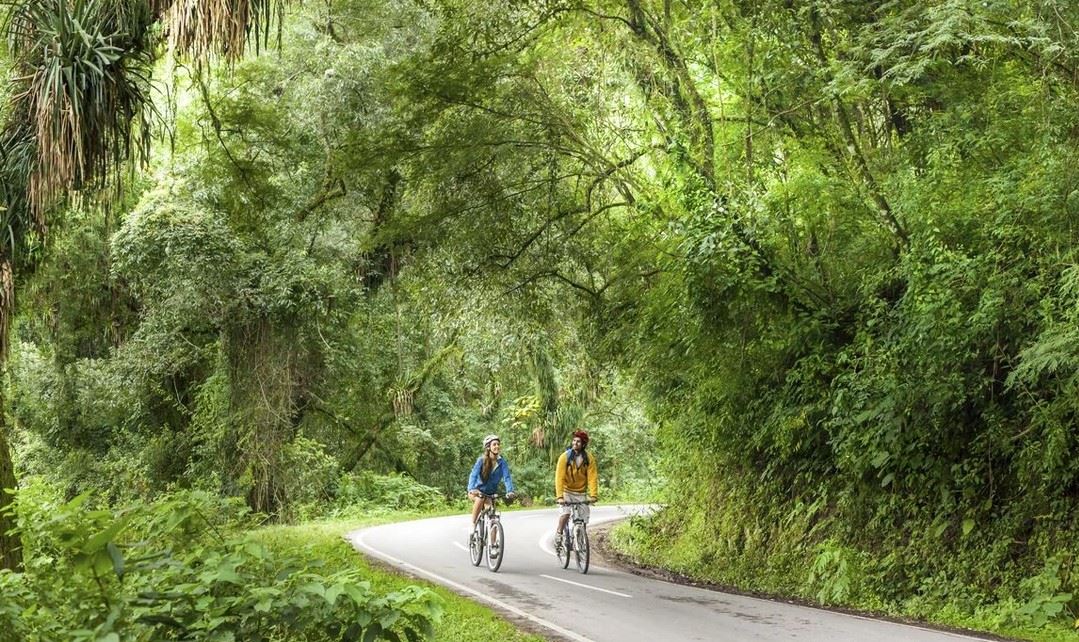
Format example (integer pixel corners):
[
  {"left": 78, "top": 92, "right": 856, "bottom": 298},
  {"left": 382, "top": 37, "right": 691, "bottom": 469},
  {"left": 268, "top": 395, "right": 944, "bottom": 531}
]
[
  {"left": 2, "top": 0, "right": 289, "bottom": 218},
  {"left": 5, "top": 0, "right": 157, "bottom": 215},
  {"left": 166, "top": 0, "right": 287, "bottom": 62}
]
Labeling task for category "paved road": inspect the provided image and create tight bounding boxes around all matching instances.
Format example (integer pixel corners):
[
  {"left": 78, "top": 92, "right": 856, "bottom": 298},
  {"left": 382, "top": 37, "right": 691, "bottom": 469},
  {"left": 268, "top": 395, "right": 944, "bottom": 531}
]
[{"left": 346, "top": 505, "right": 993, "bottom": 642}]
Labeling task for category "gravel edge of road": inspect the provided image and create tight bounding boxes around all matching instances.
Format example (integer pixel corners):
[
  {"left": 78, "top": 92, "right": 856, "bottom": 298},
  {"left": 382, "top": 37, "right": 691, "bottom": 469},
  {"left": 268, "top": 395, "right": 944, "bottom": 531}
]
[{"left": 589, "top": 521, "right": 1018, "bottom": 642}]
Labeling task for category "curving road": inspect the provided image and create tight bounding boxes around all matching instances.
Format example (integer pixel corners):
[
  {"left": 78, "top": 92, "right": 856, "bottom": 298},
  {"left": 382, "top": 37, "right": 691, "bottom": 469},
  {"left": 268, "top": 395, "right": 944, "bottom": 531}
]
[{"left": 346, "top": 505, "right": 994, "bottom": 642}]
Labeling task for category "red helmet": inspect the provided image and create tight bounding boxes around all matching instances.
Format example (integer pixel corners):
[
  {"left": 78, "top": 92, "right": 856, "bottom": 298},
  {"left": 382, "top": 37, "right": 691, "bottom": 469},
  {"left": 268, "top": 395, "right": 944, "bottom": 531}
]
[{"left": 572, "top": 430, "right": 589, "bottom": 447}]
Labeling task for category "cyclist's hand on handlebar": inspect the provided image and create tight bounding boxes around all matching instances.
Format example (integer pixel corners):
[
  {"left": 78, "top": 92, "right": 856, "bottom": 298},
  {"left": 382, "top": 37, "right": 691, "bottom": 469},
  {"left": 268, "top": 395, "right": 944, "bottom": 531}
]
[
  {"left": 556, "top": 497, "right": 565, "bottom": 505},
  {"left": 506, "top": 492, "right": 517, "bottom": 502},
  {"left": 588, "top": 496, "right": 597, "bottom": 504}
]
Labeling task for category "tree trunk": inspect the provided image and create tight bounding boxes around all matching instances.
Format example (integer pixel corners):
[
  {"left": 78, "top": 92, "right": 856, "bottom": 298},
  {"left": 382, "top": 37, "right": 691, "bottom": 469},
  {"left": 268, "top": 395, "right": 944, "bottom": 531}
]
[
  {"left": 224, "top": 317, "right": 302, "bottom": 519},
  {"left": 0, "top": 257, "right": 22, "bottom": 570},
  {"left": 0, "top": 420, "right": 21, "bottom": 571}
]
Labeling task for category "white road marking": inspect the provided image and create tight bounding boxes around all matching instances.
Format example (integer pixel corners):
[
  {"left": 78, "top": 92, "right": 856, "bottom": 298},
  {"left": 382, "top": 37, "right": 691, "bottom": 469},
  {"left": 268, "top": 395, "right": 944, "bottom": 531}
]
[
  {"left": 351, "top": 532, "right": 596, "bottom": 642},
  {"left": 352, "top": 508, "right": 994, "bottom": 642},
  {"left": 452, "top": 541, "right": 468, "bottom": 552},
  {"left": 540, "top": 574, "right": 633, "bottom": 598},
  {"left": 537, "top": 532, "right": 556, "bottom": 556}
]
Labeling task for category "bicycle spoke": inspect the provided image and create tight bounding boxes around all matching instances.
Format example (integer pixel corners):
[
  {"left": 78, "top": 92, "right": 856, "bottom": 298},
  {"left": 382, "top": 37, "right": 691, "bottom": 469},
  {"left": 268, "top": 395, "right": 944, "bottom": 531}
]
[
  {"left": 469, "top": 519, "right": 484, "bottom": 566},
  {"left": 487, "top": 521, "right": 504, "bottom": 572},
  {"left": 575, "top": 524, "right": 590, "bottom": 574},
  {"left": 558, "top": 525, "right": 571, "bottom": 569}
]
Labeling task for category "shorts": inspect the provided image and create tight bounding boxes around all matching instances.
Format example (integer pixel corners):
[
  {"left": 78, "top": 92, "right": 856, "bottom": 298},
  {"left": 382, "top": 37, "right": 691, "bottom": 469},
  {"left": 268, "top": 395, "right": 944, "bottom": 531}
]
[{"left": 559, "top": 491, "right": 591, "bottom": 522}]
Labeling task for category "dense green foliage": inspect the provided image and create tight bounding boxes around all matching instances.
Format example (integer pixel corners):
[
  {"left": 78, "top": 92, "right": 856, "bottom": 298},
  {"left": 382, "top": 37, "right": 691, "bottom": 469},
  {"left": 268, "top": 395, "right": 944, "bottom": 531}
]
[
  {"left": 254, "top": 519, "right": 544, "bottom": 642},
  {"left": 4, "top": 0, "right": 1079, "bottom": 638},
  {"left": 0, "top": 484, "right": 441, "bottom": 642},
  {"left": 7, "top": 0, "right": 652, "bottom": 513}
]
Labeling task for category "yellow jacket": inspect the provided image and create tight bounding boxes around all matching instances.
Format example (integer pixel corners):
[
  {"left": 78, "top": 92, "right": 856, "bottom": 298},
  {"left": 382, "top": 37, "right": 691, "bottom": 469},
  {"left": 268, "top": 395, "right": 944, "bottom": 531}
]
[{"left": 555, "top": 449, "right": 598, "bottom": 498}]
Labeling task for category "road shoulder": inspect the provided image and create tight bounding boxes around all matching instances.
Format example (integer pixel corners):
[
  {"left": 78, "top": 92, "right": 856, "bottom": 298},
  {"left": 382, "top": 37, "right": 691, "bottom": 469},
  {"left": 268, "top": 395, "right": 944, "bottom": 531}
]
[{"left": 590, "top": 522, "right": 1014, "bottom": 642}]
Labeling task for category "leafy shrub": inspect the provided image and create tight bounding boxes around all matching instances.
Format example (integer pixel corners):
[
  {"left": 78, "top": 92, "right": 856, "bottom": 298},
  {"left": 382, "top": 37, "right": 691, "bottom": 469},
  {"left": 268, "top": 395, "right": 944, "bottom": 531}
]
[
  {"left": 1007, "top": 554, "right": 1076, "bottom": 628},
  {"left": 334, "top": 472, "right": 449, "bottom": 516},
  {"left": 282, "top": 436, "right": 342, "bottom": 521},
  {"left": 0, "top": 484, "right": 441, "bottom": 641},
  {"left": 808, "top": 540, "right": 868, "bottom": 605}
]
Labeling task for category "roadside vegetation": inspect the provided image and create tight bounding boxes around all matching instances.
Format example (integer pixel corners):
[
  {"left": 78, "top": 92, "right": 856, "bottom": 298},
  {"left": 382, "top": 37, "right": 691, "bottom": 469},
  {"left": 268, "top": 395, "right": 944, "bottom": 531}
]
[{"left": 2, "top": 1, "right": 1079, "bottom": 640}]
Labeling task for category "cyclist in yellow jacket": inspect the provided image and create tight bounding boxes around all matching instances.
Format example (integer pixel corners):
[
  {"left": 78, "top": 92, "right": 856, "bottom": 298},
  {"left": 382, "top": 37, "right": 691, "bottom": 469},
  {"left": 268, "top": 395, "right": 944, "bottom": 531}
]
[{"left": 554, "top": 430, "right": 598, "bottom": 545}]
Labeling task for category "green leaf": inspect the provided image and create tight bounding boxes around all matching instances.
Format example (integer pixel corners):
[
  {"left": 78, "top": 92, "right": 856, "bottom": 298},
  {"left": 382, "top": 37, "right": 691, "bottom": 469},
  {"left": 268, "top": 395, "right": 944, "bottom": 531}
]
[
  {"left": 107, "top": 542, "right": 124, "bottom": 580},
  {"left": 324, "top": 583, "right": 344, "bottom": 606},
  {"left": 961, "top": 519, "right": 975, "bottom": 537},
  {"left": 212, "top": 567, "right": 243, "bottom": 585},
  {"left": 86, "top": 518, "right": 127, "bottom": 552},
  {"left": 352, "top": 610, "right": 372, "bottom": 627},
  {"left": 379, "top": 610, "right": 400, "bottom": 629},
  {"left": 344, "top": 583, "right": 370, "bottom": 606}
]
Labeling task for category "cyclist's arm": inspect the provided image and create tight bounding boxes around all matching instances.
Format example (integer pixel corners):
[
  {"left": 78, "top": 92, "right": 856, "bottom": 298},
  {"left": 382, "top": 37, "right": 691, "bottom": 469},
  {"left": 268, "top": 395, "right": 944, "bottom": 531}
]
[
  {"left": 587, "top": 454, "right": 599, "bottom": 500},
  {"left": 554, "top": 451, "right": 567, "bottom": 500},
  {"left": 501, "top": 458, "right": 516, "bottom": 494},
  {"left": 467, "top": 457, "right": 482, "bottom": 493}
]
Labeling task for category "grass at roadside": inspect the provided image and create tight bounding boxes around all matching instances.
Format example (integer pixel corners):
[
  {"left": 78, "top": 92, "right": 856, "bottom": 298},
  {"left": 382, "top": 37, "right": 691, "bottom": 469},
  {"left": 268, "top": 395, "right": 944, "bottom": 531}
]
[{"left": 254, "top": 514, "right": 546, "bottom": 642}]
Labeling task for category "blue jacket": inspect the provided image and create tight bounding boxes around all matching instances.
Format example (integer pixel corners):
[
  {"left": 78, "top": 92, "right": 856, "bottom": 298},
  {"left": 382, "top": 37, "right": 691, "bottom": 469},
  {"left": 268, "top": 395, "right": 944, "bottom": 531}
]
[{"left": 468, "top": 455, "right": 515, "bottom": 495}]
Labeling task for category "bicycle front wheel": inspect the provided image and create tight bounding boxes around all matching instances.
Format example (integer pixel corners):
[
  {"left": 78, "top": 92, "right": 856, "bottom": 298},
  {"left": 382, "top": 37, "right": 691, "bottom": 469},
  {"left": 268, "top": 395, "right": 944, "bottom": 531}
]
[
  {"left": 574, "top": 524, "right": 589, "bottom": 574},
  {"left": 487, "top": 521, "right": 504, "bottom": 572},
  {"left": 469, "top": 521, "right": 484, "bottom": 566}
]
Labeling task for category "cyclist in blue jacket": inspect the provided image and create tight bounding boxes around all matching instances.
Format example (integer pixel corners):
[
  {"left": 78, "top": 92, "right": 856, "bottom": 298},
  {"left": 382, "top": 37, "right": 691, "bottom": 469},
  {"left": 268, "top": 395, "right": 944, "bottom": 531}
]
[{"left": 468, "top": 434, "right": 516, "bottom": 527}]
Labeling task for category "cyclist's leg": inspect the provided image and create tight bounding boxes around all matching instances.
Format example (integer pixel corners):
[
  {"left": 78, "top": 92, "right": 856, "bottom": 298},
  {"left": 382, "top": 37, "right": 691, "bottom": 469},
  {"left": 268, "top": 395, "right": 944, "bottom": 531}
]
[
  {"left": 578, "top": 498, "right": 591, "bottom": 525},
  {"left": 557, "top": 511, "right": 570, "bottom": 535},
  {"left": 470, "top": 493, "right": 484, "bottom": 525},
  {"left": 564, "top": 491, "right": 589, "bottom": 522},
  {"left": 556, "top": 497, "right": 571, "bottom": 538}
]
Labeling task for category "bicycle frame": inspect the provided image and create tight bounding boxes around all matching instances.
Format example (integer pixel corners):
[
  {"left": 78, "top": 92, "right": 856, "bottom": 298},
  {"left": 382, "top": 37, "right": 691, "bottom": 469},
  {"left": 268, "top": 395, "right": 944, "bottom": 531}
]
[
  {"left": 469, "top": 493, "right": 505, "bottom": 572},
  {"left": 556, "top": 500, "right": 593, "bottom": 574}
]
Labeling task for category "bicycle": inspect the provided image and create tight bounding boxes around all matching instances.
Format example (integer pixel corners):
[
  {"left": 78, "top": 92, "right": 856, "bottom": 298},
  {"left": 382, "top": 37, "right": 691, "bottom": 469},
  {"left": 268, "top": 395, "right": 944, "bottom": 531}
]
[
  {"left": 469, "top": 493, "right": 506, "bottom": 572},
  {"left": 555, "top": 500, "right": 594, "bottom": 574}
]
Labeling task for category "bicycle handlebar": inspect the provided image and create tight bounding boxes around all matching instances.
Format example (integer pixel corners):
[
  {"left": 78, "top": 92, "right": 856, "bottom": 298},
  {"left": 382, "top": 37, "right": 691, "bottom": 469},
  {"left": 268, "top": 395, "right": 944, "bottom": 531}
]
[{"left": 472, "top": 492, "right": 518, "bottom": 503}]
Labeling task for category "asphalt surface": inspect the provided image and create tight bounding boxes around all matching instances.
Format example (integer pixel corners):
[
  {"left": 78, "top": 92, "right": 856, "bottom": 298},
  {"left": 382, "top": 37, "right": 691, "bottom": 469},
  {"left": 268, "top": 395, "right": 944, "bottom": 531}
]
[{"left": 346, "top": 505, "right": 995, "bottom": 642}]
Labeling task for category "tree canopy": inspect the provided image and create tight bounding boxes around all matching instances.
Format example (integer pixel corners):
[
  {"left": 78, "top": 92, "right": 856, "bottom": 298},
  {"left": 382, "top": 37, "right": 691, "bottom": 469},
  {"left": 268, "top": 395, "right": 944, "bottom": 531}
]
[{"left": 3, "top": 0, "right": 1079, "bottom": 638}]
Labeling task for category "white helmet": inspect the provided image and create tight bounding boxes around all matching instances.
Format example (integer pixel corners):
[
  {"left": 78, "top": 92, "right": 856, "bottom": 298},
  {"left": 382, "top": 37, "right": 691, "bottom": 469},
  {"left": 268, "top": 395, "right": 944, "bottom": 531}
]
[{"left": 483, "top": 434, "right": 500, "bottom": 449}]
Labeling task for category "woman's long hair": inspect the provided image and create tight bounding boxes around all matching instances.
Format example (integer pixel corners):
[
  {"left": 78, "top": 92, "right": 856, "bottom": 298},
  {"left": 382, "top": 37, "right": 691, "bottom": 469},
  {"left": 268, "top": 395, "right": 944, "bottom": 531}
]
[{"left": 480, "top": 448, "right": 498, "bottom": 481}]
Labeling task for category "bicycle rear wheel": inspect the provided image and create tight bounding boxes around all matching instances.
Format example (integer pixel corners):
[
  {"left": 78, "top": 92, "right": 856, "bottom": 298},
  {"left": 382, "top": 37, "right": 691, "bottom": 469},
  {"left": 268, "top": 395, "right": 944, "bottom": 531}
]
[
  {"left": 469, "top": 520, "right": 484, "bottom": 566},
  {"left": 557, "top": 526, "right": 571, "bottom": 569},
  {"left": 486, "top": 521, "right": 504, "bottom": 572},
  {"left": 574, "top": 524, "right": 589, "bottom": 574}
]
